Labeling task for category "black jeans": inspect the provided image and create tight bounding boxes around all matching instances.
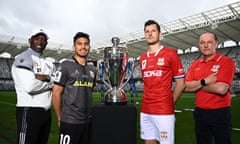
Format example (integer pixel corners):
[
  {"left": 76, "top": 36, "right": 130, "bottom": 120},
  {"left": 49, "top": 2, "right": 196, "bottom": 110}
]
[{"left": 193, "top": 107, "right": 232, "bottom": 144}]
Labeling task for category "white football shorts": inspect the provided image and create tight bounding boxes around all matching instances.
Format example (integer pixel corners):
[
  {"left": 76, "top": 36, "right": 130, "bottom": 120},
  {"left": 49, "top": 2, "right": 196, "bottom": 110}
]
[{"left": 140, "top": 112, "right": 175, "bottom": 144}]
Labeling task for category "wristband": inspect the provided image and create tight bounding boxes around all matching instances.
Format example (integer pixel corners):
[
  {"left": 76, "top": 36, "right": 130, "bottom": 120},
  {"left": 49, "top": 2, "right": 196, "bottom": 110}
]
[{"left": 200, "top": 79, "right": 206, "bottom": 86}]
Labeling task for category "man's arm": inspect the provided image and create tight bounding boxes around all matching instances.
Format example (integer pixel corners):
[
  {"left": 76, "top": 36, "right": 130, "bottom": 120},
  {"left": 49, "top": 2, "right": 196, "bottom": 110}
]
[
  {"left": 185, "top": 72, "right": 229, "bottom": 96},
  {"left": 52, "top": 84, "right": 64, "bottom": 127},
  {"left": 185, "top": 80, "right": 229, "bottom": 96},
  {"left": 11, "top": 66, "right": 52, "bottom": 94},
  {"left": 202, "top": 82, "right": 229, "bottom": 96},
  {"left": 185, "top": 72, "right": 217, "bottom": 92},
  {"left": 184, "top": 80, "right": 202, "bottom": 92},
  {"left": 35, "top": 74, "right": 51, "bottom": 82},
  {"left": 173, "top": 78, "right": 185, "bottom": 104}
]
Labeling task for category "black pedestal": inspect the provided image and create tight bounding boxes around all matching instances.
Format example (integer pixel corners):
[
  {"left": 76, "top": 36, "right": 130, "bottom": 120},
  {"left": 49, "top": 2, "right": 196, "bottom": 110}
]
[{"left": 91, "top": 103, "right": 137, "bottom": 144}]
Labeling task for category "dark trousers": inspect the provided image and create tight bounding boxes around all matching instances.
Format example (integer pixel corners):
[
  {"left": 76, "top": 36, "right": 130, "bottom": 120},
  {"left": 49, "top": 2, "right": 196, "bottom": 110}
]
[
  {"left": 16, "top": 107, "right": 51, "bottom": 144},
  {"left": 193, "top": 107, "right": 232, "bottom": 144},
  {"left": 59, "top": 121, "right": 92, "bottom": 144}
]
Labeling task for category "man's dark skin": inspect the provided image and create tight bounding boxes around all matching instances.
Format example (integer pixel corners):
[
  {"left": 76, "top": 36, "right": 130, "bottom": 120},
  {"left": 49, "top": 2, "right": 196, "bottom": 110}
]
[{"left": 30, "top": 33, "right": 50, "bottom": 82}]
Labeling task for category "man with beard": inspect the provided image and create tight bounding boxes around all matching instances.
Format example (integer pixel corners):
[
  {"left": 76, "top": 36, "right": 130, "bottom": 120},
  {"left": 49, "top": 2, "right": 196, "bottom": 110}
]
[
  {"left": 139, "top": 20, "right": 185, "bottom": 144},
  {"left": 52, "top": 32, "right": 97, "bottom": 144}
]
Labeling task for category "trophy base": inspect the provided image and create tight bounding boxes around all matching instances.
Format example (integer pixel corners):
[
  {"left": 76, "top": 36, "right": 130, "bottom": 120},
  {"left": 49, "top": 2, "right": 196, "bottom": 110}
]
[
  {"left": 104, "top": 101, "right": 127, "bottom": 105},
  {"left": 103, "top": 87, "right": 127, "bottom": 105},
  {"left": 104, "top": 93, "right": 127, "bottom": 105}
]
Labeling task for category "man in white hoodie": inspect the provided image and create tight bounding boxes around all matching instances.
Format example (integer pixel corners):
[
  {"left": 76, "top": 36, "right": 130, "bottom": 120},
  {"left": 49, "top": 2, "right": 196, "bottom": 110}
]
[{"left": 11, "top": 29, "right": 55, "bottom": 144}]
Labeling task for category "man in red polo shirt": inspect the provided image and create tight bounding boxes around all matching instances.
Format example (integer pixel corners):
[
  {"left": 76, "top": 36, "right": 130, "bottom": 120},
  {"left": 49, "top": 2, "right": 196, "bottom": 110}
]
[{"left": 185, "top": 32, "right": 235, "bottom": 144}]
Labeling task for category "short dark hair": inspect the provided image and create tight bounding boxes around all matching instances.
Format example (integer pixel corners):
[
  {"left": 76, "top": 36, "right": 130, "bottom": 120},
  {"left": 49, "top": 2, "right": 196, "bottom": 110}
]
[
  {"left": 144, "top": 20, "right": 161, "bottom": 32},
  {"left": 73, "top": 32, "right": 90, "bottom": 44},
  {"left": 212, "top": 33, "right": 218, "bottom": 41}
]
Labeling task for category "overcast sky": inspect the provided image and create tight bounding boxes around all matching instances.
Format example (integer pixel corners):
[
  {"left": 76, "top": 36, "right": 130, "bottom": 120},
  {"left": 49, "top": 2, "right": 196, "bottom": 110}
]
[{"left": 0, "top": 0, "right": 239, "bottom": 46}]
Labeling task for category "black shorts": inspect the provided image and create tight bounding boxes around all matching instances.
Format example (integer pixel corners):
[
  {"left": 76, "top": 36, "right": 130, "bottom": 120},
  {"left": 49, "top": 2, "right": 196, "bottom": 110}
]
[{"left": 59, "top": 121, "right": 92, "bottom": 144}]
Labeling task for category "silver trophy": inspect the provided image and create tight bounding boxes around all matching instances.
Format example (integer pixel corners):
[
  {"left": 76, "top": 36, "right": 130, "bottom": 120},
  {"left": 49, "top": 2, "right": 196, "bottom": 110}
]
[{"left": 100, "top": 37, "right": 134, "bottom": 105}]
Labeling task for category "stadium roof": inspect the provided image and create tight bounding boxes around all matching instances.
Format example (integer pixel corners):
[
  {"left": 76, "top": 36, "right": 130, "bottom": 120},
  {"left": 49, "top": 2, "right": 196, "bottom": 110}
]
[{"left": 0, "top": 1, "right": 240, "bottom": 62}]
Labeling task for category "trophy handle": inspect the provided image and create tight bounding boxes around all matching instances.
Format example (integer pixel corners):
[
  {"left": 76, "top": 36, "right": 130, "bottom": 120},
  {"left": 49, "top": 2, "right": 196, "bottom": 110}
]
[
  {"left": 117, "top": 49, "right": 128, "bottom": 88},
  {"left": 103, "top": 72, "right": 113, "bottom": 90},
  {"left": 119, "top": 58, "right": 135, "bottom": 90}
]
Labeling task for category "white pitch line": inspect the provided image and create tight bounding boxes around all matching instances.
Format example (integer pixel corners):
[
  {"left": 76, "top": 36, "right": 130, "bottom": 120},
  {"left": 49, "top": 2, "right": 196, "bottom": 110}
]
[
  {"left": 232, "top": 128, "right": 240, "bottom": 131},
  {"left": 0, "top": 101, "right": 15, "bottom": 106},
  {"left": 174, "top": 110, "right": 182, "bottom": 113},
  {"left": 184, "top": 108, "right": 194, "bottom": 111}
]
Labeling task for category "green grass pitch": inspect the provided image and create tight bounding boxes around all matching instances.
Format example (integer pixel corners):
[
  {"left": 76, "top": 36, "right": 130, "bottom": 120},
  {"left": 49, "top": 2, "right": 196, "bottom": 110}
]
[{"left": 0, "top": 91, "right": 239, "bottom": 144}]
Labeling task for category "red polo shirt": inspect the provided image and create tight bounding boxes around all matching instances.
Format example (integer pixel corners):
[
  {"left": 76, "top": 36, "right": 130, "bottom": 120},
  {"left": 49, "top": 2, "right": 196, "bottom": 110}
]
[{"left": 185, "top": 52, "right": 235, "bottom": 109}]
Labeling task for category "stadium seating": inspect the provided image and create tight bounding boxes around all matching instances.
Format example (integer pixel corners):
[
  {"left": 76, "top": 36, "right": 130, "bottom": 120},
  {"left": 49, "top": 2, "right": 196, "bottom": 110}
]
[{"left": 0, "top": 46, "right": 240, "bottom": 92}]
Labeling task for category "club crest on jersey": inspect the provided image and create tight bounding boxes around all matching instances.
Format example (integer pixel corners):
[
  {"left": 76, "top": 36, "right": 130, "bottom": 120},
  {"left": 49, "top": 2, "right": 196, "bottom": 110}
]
[
  {"left": 75, "top": 70, "right": 80, "bottom": 75},
  {"left": 157, "top": 58, "right": 164, "bottom": 66},
  {"left": 142, "top": 60, "right": 146, "bottom": 70},
  {"left": 160, "top": 131, "right": 168, "bottom": 141},
  {"left": 211, "top": 64, "right": 220, "bottom": 72},
  {"left": 54, "top": 71, "right": 62, "bottom": 82}
]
